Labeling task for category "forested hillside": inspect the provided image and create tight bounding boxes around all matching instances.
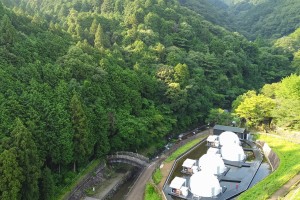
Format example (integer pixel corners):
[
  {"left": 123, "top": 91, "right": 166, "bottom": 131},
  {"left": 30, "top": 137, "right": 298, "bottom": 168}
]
[
  {"left": 0, "top": 0, "right": 295, "bottom": 199},
  {"left": 233, "top": 74, "right": 300, "bottom": 130},
  {"left": 217, "top": 0, "right": 300, "bottom": 39}
]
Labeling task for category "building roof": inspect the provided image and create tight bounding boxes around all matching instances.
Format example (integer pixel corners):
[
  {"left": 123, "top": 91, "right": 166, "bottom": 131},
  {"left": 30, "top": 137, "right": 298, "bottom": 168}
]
[
  {"left": 182, "top": 158, "right": 196, "bottom": 168},
  {"left": 170, "top": 177, "right": 186, "bottom": 189},
  {"left": 213, "top": 125, "right": 246, "bottom": 134}
]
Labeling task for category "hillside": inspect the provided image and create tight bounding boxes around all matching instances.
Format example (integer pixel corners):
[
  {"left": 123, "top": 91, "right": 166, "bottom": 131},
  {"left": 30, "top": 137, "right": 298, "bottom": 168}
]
[
  {"left": 0, "top": 0, "right": 295, "bottom": 199},
  {"left": 217, "top": 0, "right": 300, "bottom": 40}
]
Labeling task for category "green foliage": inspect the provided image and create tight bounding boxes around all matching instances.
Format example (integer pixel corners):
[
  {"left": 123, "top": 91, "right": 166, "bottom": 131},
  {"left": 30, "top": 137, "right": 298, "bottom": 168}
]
[
  {"left": 0, "top": 149, "right": 23, "bottom": 200},
  {"left": 233, "top": 74, "right": 300, "bottom": 130},
  {"left": 235, "top": 93, "right": 275, "bottom": 127},
  {"left": 11, "top": 118, "right": 42, "bottom": 200},
  {"left": 152, "top": 168, "right": 162, "bottom": 185},
  {"left": 144, "top": 183, "right": 162, "bottom": 200},
  {"left": 206, "top": 108, "right": 234, "bottom": 126},
  {"left": 221, "top": 0, "right": 300, "bottom": 40},
  {"left": 238, "top": 134, "right": 300, "bottom": 199},
  {"left": 272, "top": 74, "right": 300, "bottom": 129},
  {"left": 165, "top": 134, "right": 208, "bottom": 163},
  {"left": 40, "top": 167, "right": 55, "bottom": 200}
]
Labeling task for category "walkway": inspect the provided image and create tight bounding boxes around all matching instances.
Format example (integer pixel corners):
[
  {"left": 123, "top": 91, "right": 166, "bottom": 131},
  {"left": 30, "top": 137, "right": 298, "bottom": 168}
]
[{"left": 269, "top": 173, "right": 300, "bottom": 199}]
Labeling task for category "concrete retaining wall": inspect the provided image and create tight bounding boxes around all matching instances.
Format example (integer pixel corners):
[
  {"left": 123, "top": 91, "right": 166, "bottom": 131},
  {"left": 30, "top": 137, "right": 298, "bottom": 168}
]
[{"left": 257, "top": 141, "right": 280, "bottom": 171}]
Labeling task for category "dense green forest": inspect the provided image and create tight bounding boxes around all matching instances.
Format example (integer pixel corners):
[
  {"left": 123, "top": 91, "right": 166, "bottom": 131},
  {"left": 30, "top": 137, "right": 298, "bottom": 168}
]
[
  {"left": 215, "top": 0, "right": 300, "bottom": 40},
  {"left": 0, "top": 0, "right": 297, "bottom": 199}
]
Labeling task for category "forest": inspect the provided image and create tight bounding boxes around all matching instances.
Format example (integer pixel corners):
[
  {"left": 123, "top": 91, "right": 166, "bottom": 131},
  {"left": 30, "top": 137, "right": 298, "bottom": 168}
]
[{"left": 0, "top": 0, "right": 299, "bottom": 199}]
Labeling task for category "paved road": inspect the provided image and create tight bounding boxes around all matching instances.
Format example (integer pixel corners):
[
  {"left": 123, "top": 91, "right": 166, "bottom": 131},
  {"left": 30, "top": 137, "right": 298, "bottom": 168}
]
[
  {"left": 125, "top": 161, "right": 160, "bottom": 200},
  {"left": 125, "top": 129, "right": 210, "bottom": 200}
]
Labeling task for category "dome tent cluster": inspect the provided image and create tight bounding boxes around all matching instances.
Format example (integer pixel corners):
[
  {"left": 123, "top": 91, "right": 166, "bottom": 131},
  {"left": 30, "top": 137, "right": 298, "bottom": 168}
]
[{"left": 170, "top": 130, "right": 247, "bottom": 199}]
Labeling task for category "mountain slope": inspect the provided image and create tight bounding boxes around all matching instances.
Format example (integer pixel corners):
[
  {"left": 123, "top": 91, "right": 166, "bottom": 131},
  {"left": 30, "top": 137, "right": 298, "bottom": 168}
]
[{"left": 217, "top": 0, "right": 300, "bottom": 39}]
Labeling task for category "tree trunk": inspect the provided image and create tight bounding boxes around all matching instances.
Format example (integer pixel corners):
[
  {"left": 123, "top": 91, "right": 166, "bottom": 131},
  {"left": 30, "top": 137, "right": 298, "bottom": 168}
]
[{"left": 73, "top": 161, "right": 76, "bottom": 172}]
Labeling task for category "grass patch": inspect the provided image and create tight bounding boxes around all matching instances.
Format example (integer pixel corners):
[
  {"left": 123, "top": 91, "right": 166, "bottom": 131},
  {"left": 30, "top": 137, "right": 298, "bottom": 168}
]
[
  {"left": 165, "top": 134, "right": 208, "bottom": 163},
  {"left": 144, "top": 183, "right": 162, "bottom": 200},
  {"left": 153, "top": 168, "right": 163, "bottom": 185},
  {"left": 238, "top": 134, "right": 300, "bottom": 200},
  {"left": 56, "top": 159, "right": 101, "bottom": 200}
]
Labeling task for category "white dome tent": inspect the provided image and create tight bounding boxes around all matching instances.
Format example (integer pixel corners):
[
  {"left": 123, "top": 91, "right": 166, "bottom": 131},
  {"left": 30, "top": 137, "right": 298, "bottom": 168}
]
[
  {"left": 189, "top": 171, "right": 222, "bottom": 198},
  {"left": 221, "top": 144, "right": 246, "bottom": 162},
  {"left": 198, "top": 153, "right": 226, "bottom": 175},
  {"left": 219, "top": 131, "right": 240, "bottom": 146}
]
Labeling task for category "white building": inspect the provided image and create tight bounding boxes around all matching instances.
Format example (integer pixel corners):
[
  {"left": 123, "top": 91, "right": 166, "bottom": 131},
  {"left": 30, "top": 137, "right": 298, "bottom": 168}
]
[
  {"left": 189, "top": 171, "right": 222, "bottom": 198},
  {"left": 182, "top": 158, "right": 198, "bottom": 174},
  {"left": 169, "top": 177, "right": 188, "bottom": 197},
  {"left": 198, "top": 153, "right": 226, "bottom": 175}
]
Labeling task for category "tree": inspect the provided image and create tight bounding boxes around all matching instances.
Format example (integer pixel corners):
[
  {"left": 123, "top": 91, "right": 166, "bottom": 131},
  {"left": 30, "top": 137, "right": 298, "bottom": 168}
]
[
  {"left": 0, "top": 149, "right": 23, "bottom": 200},
  {"left": 0, "top": 14, "right": 17, "bottom": 46},
  {"left": 10, "top": 118, "right": 41, "bottom": 200},
  {"left": 70, "top": 92, "right": 91, "bottom": 171},
  {"left": 235, "top": 94, "right": 275, "bottom": 127},
  {"left": 94, "top": 24, "right": 105, "bottom": 49},
  {"left": 40, "top": 167, "right": 55, "bottom": 200},
  {"left": 272, "top": 74, "right": 300, "bottom": 129},
  {"left": 206, "top": 108, "right": 234, "bottom": 126},
  {"left": 174, "top": 63, "right": 189, "bottom": 87}
]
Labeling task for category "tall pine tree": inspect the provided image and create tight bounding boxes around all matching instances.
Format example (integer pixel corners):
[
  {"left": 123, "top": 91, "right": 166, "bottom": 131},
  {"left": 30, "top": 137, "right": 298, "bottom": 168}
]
[{"left": 11, "top": 118, "right": 41, "bottom": 200}]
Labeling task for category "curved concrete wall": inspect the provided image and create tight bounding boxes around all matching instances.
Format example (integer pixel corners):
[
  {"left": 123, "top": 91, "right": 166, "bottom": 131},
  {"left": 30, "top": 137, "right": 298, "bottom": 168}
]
[{"left": 257, "top": 141, "right": 280, "bottom": 171}]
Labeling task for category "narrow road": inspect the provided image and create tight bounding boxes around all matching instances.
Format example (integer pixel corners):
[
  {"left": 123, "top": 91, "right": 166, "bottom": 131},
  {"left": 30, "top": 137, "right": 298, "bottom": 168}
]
[
  {"left": 125, "top": 160, "right": 161, "bottom": 200},
  {"left": 125, "top": 129, "right": 210, "bottom": 200}
]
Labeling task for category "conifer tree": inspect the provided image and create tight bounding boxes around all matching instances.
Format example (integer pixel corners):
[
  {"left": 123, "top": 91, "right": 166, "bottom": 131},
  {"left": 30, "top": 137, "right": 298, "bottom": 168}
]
[
  {"left": 11, "top": 118, "right": 41, "bottom": 200},
  {"left": 94, "top": 24, "right": 105, "bottom": 49},
  {"left": 70, "top": 92, "right": 91, "bottom": 171},
  {"left": 0, "top": 149, "right": 23, "bottom": 200},
  {"left": 0, "top": 14, "right": 17, "bottom": 45}
]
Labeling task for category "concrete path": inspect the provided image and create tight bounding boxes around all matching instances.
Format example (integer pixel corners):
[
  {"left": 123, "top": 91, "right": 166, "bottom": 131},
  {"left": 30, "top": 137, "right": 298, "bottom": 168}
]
[{"left": 269, "top": 173, "right": 300, "bottom": 199}]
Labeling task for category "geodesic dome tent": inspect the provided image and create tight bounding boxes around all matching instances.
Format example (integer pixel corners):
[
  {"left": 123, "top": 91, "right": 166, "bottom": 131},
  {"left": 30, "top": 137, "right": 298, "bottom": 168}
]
[
  {"left": 198, "top": 153, "right": 226, "bottom": 175},
  {"left": 221, "top": 144, "right": 246, "bottom": 162},
  {"left": 219, "top": 131, "right": 240, "bottom": 146},
  {"left": 189, "top": 171, "right": 222, "bottom": 198}
]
